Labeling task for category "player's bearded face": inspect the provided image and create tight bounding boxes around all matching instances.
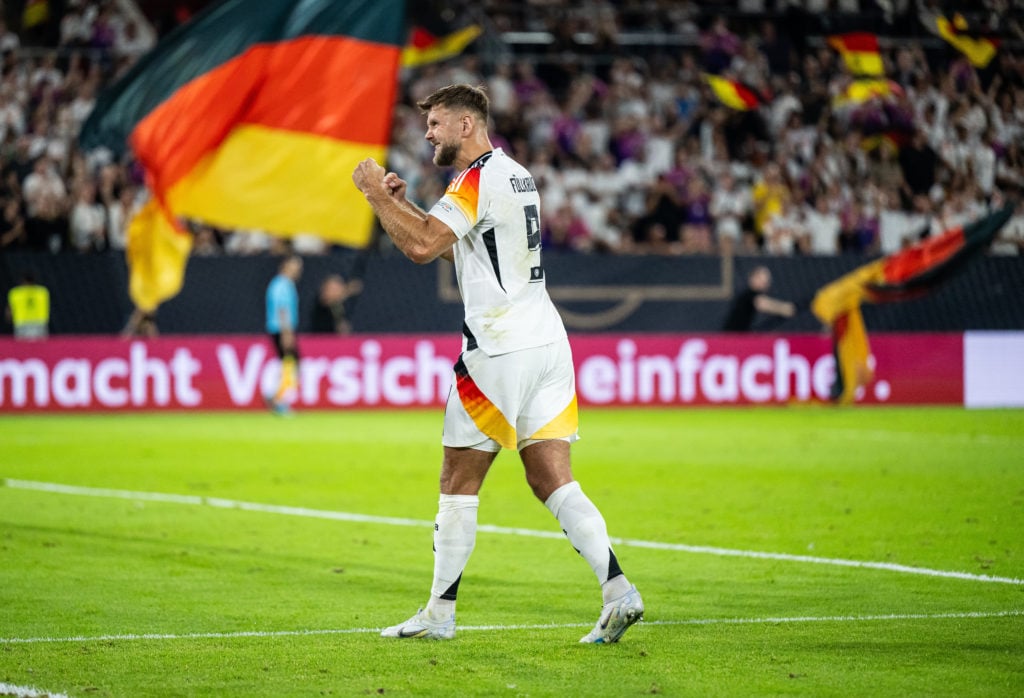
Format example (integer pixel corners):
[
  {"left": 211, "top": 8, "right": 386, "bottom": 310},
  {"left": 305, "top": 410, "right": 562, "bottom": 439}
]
[
  {"left": 434, "top": 139, "right": 459, "bottom": 167},
  {"left": 426, "top": 107, "right": 461, "bottom": 167}
]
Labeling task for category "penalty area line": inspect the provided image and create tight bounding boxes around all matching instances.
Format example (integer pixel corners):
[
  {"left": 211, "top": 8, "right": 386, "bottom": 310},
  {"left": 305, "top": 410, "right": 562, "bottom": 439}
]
[
  {"left": 1, "top": 610, "right": 1021, "bottom": 646},
  {"left": 5, "top": 478, "right": 1024, "bottom": 586}
]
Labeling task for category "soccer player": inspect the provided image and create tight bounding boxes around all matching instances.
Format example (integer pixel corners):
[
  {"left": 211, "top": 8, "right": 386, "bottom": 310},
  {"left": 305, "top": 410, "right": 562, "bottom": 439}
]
[
  {"left": 265, "top": 254, "right": 302, "bottom": 414},
  {"left": 352, "top": 84, "right": 643, "bottom": 643}
]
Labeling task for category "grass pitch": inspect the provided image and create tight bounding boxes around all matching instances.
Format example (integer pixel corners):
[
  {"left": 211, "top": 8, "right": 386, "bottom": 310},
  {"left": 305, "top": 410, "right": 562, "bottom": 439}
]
[{"left": 1, "top": 406, "right": 1023, "bottom": 697}]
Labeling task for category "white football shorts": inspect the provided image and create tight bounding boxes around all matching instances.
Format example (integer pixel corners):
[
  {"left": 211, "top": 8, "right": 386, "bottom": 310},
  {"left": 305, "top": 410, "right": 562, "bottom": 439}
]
[{"left": 442, "top": 337, "right": 580, "bottom": 452}]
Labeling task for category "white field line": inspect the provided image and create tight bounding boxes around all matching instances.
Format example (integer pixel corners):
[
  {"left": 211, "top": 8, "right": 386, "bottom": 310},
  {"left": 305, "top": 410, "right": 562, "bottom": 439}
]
[
  {"left": 2, "top": 610, "right": 1022, "bottom": 646},
  {"left": 4, "top": 478, "right": 1024, "bottom": 587},
  {"left": 0, "top": 683, "right": 71, "bottom": 698}
]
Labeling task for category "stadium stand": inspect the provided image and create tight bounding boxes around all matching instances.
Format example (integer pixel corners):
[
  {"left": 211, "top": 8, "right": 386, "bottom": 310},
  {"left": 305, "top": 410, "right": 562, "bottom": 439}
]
[{"left": 0, "top": 0, "right": 1022, "bottom": 334}]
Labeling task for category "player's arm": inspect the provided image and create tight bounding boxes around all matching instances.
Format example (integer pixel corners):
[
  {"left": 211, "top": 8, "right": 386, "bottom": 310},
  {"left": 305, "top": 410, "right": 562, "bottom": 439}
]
[
  {"left": 352, "top": 159, "right": 456, "bottom": 264},
  {"left": 387, "top": 187, "right": 453, "bottom": 263},
  {"left": 378, "top": 171, "right": 453, "bottom": 262},
  {"left": 754, "top": 294, "right": 796, "bottom": 318}
]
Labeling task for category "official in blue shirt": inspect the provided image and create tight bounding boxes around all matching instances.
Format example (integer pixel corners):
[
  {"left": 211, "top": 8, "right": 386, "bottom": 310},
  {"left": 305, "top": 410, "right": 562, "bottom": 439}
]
[{"left": 265, "top": 254, "right": 303, "bottom": 413}]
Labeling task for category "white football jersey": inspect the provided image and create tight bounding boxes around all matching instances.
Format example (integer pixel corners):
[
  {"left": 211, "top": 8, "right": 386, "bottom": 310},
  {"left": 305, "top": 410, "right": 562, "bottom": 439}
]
[{"left": 428, "top": 148, "right": 566, "bottom": 355}]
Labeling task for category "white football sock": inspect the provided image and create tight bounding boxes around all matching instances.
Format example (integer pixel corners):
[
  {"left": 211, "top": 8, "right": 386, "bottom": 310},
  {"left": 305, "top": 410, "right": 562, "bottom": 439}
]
[
  {"left": 424, "top": 493, "right": 478, "bottom": 620},
  {"left": 544, "top": 481, "right": 631, "bottom": 604}
]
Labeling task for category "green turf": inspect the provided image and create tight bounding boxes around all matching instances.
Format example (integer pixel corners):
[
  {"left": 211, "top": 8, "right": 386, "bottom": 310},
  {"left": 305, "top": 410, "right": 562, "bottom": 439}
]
[{"left": 1, "top": 407, "right": 1022, "bottom": 697}]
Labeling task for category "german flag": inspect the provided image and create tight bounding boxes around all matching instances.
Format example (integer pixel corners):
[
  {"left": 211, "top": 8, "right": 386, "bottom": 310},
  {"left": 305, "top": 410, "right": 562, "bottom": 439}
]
[
  {"left": 22, "top": 0, "right": 49, "bottom": 29},
  {"left": 828, "top": 32, "right": 884, "bottom": 77},
  {"left": 123, "top": 198, "right": 193, "bottom": 314},
  {"left": 402, "top": 24, "right": 481, "bottom": 67},
  {"left": 859, "top": 131, "right": 909, "bottom": 154},
  {"left": 80, "top": 0, "right": 405, "bottom": 312},
  {"left": 935, "top": 13, "right": 999, "bottom": 68},
  {"left": 834, "top": 78, "right": 902, "bottom": 106},
  {"left": 812, "top": 206, "right": 1013, "bottom": 403},
  {"left": 704, "top": 74, "right": 761, "bottom": 111},
  {"left": 867, "top": 206, "right": 1013, "bottom": 303}
]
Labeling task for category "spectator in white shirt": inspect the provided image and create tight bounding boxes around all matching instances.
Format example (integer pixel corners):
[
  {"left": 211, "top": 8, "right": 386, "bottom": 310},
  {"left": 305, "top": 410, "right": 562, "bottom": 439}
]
[
  {"left": 59, "top": 6, "right": 93, "bottom": 48},
  {"left": 973, "top": 129, "right": 998, "bottom": 200},
  {"left": 114, "top": 18, "right": 156, "bottom": 59},
  {"left": 710, "top": 171, "right": 751, "bottom": 255},
  {"left": 104, "top": 184, "right": 138, "bottom": 251},
  {"left": 802, "top": 195, "right": 841, "bottom": 255},
  {"left": 22, "top": 156, "right": 67, "bottom": 218},
  {"left": 30, "top": 54, "right": 64, "bottom": 92},
  {"left": 69, "top": 181, "right": 106, "bottom": 252},
  {"left": 763, "top": 198, "right": 806, "bottom": 255},
  {"left": 990, "top": 200, "right": 1024, "bottom": 256},
  {"left": 0, "top": 91, "right": 25, "bottom": 143},
  {"left": 0, "top": 20, "right": 20, "bottom": 53},
  {"left": 486, "top": 61, "right": 517, "bottom": 119},
  {"left": 878, "top": 190, "right": 929, "bottom": 254}
]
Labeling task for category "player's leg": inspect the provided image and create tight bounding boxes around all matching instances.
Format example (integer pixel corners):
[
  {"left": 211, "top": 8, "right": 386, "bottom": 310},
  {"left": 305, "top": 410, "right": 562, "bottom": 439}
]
[
  {"left": 439, "top": 445, "right": 496, "bottom": 495},
  {"left": 520, "top": 440, "right": 630, "bottom": 598},
  {"left": 517, "top": 438, "right": 571, "bottom": 501},
  {"left": 517, "top": 338, "right": 643, "bottom": 643},
  {"left": 382, "top": 350, "right": 505, "bottom": 640},
  {"left": 381, "top": 445, "right": 497, "bottom": 640},
  {"left": 520, "top": 440, "right": 644, "bottom": 643},
  {"left": 516, "top": 341, "right": 627, "bottom": 593},
  {"left": 264, "top": 333, "right": 292, "bottom": 413},
  {"left": 424, "top": 445, "right": 497, "bottom": 614},
  {"left": 274, "top": 337, "right": 299, "bottom": 405},
  {"left": 273, "top": 353, "right": 297, "bottom": 403}
]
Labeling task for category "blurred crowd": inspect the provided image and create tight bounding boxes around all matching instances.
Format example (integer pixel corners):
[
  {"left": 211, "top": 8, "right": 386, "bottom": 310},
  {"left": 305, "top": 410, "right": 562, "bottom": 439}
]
[
  {"left": 394, "top": 0, "right": 1024, "bottom": 257},
  {"left": 0, "top": 0, "right": 1022, "bottom": 260},
  {"left": 0, "top": 0, "right": 154, "bottom": 256}
]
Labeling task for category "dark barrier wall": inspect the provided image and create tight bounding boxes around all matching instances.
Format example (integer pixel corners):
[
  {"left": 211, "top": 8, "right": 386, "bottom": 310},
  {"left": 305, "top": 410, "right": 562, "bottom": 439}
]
[{"left": 2, "top": 250, "right": 1023, "bottom": 335}]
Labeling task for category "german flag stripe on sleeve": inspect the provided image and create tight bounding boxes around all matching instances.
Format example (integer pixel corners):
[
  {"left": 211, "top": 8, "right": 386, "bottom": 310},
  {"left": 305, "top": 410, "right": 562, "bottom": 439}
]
[{"left": 444, "top": 165, "right": 482, "bottom": 226}]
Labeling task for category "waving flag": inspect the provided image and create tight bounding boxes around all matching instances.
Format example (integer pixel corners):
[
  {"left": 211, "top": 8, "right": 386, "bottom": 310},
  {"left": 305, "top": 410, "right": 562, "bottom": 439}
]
[
  {"left": 812, "top": 206, "right": 1013, "bottom": 403},
  {"left": 834, "top": 78, "right": 902, "bottom": 107},
  {"left": 918, "top": 9, "right": 1000, "bottom": 69},
  {"left": 22, "top": 0, "right": 49, "bottom": 29},
  {"left": 80, "top": 0, "right": 406, "bottom": 312},
  {"left": 828, "top": 33, "right": 884, "bottom": 77},
  {"left": 402, "top": 24, "right": 481, "bottom": 67},
  {"left": 704, "top": 74, "right": 761, "bottom": 111},
  {"left": 935, "top": 14, "right": 999, "bottom": 68}
]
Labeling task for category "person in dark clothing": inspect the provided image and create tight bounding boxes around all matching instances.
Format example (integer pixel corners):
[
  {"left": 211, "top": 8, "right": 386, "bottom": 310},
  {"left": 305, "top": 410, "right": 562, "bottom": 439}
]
[
  {"left": 310, "top": 273, "right": 362, "bottom": 334},
  {"left": 898, "top": 128, "right": 939, "bottom": 209},
  {"left": 722, "top": 265, "right": 796, "bottom": 331},
  {"left": 631, "top": 173, "right": 684, "bottom": 252}
]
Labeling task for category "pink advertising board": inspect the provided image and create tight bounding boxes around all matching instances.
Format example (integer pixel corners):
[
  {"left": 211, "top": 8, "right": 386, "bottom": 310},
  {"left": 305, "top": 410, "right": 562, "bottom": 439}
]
[{"left": 0, "top": 333, "right": 974, "bottom": 412}]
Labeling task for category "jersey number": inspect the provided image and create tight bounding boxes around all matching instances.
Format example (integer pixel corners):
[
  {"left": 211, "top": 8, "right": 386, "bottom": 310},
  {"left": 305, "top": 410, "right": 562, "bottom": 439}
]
[
  {"left": 524, "top": 204, "right": 544, "bottom": 282},
  {"left": 524, "top": 204, "right": 541, "bottom": 251}
]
